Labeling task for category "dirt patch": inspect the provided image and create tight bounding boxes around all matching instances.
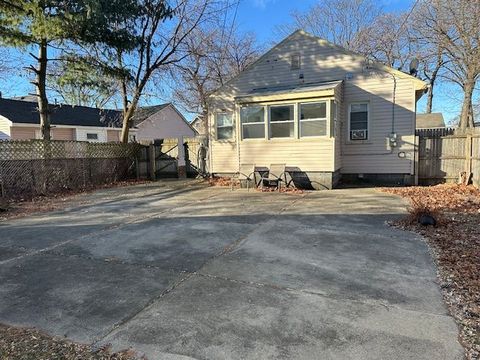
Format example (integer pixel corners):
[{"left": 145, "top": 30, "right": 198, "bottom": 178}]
[
  {"left": 0, "top": 180, "right": 150, "bottom": 222},
  {"left": 0, "top": 324, "right": 143, "bottom": 359},
  {"left": 382, "top": 184, "right": 480, "bottom": 360}
]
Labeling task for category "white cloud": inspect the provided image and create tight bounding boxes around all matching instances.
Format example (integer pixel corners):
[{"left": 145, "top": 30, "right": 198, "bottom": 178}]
[{"left": 252, "top": 0, "right": 276, "bottom": 9}]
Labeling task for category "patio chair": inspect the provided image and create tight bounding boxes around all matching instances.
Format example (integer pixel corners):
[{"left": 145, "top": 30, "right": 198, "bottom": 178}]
[
  {"left": 231, "top": 164, "right": 256, "bottom": 191},
  {"left": 261, "top": 164, "right": 287, "bottom": 191}
]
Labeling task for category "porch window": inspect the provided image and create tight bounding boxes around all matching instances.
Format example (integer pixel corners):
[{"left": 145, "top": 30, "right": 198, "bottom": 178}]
[
  {"left": 241, "top": 106, "right": 265, "bottom": 139},
  {"left": 270, "top": 105, "right": 294, "bottom": 138},
  {"left": 349, "top": 103, "right": 369, "bottom": 140},
  {"left": 299, "top": 102, "right": 327, "bottom": 137},
  {"left": 216, "top": 113, "right": 233, "bottom": 140}
]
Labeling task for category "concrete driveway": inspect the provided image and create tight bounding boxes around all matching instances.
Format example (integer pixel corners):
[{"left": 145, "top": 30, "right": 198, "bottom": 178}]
[{"left": 0, "top": 181, "right": 462, "bottom": 359}]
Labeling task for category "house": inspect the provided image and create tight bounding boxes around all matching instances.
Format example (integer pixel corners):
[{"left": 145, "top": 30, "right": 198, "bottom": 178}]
[
  {"left": 416, "top": 113, "right": 445, "bottom": 129},
  {"left": 132, "top": 103, "right": 196, "bottom": 142},
  {"left": 0, "top": 98, "right": 194, "bottom": 143},
  {"left": 207, "top": 30, "right": 427, "bottom": 189},
  {"left": 191, "top": 116, "right": 207, "bottom": 135},
  {"left": 0, "top": 98, "right": 124, "bottom": 142}
]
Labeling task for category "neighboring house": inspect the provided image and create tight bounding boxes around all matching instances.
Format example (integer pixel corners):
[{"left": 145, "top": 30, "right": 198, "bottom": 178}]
[
  {"left": 0, "top": 98, "right": 124, "bottom": 142},
  {"left": 133, "top": 103, "right": 196, "bottom": 142},
  {"left": 0, "top": 98, "right": 194, "bottom": 143},
  {"left": 416, "top": 113, "right": 445, "bottom": 129},
  {"left": 207, "top": 30, "right": 427, "bottom": 189},
  {"left": 191, "top": 116, "right": 207, "bottom": 135}
]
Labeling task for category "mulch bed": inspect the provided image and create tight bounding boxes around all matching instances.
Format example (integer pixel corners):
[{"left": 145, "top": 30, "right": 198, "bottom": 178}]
[
  {"left": 0, "top": 179, "right": 150, "bottom": 222},
  {"left": 0, "top": 324, "right": 142, "bottom": 360},
  {"left": 382, "top": 184, "right": 480, "bottom": 360}
]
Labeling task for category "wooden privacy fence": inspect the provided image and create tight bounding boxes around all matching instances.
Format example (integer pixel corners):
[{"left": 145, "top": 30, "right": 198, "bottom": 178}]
[
  {"left": 136, "top": 136, "right": 208, "bottom": 180},
  {"left": 0, "top": 140, "right": 142, "bottom": 200},
  {"left": 418, "top": 133, "right": 480, "bottom": 187}
]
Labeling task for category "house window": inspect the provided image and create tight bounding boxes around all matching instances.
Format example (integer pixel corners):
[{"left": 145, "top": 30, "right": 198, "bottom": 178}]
[
  {"left": 270, "top": 105, "right": 294, "bottom": 138},
  {"left": 299, "top": 102, "right": 327, "bottom": 137},
  {"left": 86, "top": 133, "right": 99, "bottom": 140},
  {"left": 216, "top": 113, "right": 233, "bottom": 140},
  {"left": 241, "top": 106, "right": 265, "bottom": 139},
  {"left": 291, "top": 54, "right": 300, "bottom": 70},
  {"left": 349, "top": 103, "right": 369, "bottom": 140}
]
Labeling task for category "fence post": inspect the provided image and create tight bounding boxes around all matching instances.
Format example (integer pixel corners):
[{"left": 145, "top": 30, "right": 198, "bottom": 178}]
[
  {"left": 177, "top": 136, "right": 186, "bottom": 179},
  {"left": 148, "top": 143, "right": 156, "bottom": 181},
  {"left": 414, "top": 135, "right": 419, "bottom": 185},
  {"left": 465, "top": 135, "right": 473, "bottom": 180}
]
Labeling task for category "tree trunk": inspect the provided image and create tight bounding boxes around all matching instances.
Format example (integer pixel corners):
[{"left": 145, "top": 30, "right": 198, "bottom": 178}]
[
  {"left": 37, "top": 39, "right": 50, "bottom": 140},
  {"left": 425, "top": 59, "right": 442, "bottom": 114},
  {"left": 120, "top": 106, "right": 135, "bottom": 143},
  {"left": 458, "top": 79, "right": 475, "bottom": 130},
  {"left": 425, "top": 86, "right": 434, "bottom": 114}
]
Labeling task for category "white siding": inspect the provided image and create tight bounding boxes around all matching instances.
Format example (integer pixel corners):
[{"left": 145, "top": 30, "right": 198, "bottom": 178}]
[
  {"left": 0, "top": 116, "right": 11, "bottom": 140},
  {"left": 75, "top": 128, "right": 107, "bottom": 142},
  {"left": 136, "top": 105, "right": 195, "bottom": 142},
  {"left": 340, "top": 76, "right": 416, "bottom": 174},
  {"left": 208, "top": 31, "right": 423, "bottom": 175}
]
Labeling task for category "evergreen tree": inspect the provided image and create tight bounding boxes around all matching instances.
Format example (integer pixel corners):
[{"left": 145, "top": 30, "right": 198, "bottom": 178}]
[{"left": 0, "top": 0, "right": 140, "bottom": 139}]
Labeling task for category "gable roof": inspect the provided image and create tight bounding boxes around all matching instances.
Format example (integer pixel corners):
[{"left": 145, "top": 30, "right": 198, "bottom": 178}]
[
  {"left": 416, "top": 113, "right": 446, "bottom": 129},
  {"left": 210, "top": 29, "right": 427, "bottom": 98},
  {"left": 131, "top": 103, "right": 170, "bottom": 127},
  {"left": 0, "top": 98, "right": 178, "bottom": 129},
  {"left": 0, "top": 98, "right": 123, "bottom": 128}
]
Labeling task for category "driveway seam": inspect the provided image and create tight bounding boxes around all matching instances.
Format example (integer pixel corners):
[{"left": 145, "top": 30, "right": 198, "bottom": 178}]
[
  {"left": 194, "top": 272, "right": 452, "bottom": 318},
  {"left": 0, "top": 187, "right": 222, "bottom": 266},
  {"left": 92, "top": 193, "right": 307, "bottom": 345}
]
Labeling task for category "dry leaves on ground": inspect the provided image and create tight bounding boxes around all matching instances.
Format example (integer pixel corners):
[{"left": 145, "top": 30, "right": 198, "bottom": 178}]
[
  {"left": 382, "top": 184, "right": 480, "bottom": 360},
  {"left": 0, "top": 324, "right": 143, "bottom": 360},
  {"left": 208, "top": 176, "right": 304, "bottom": 194}
]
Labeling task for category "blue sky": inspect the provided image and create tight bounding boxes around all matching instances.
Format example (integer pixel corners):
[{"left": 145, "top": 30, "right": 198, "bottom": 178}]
[{"left": 1, "top": 0, "right": 472, "bottom": 124}]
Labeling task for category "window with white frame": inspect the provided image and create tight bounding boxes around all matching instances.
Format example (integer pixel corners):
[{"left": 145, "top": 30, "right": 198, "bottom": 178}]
[
  {"left": 299, "top": 102, "right": 327, "bottom": 137},
  {"left": 216, "top": 113, "right": 233, "bottom": 140},
  {"left": 270, "top": 105, "right": 294, "bottom": 138},
  {"left": 241, "top": 106, "right": 265, "bottom": 139},
  {"left": 349, "top": 103, "right": 369, "bottom": 140},
  {"left": 86, "top": 133, "right": 99, "bottom": 140}
]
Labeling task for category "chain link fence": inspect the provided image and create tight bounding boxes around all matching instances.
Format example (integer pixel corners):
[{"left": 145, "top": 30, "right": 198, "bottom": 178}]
[{"left": 0, "top": 140, "right": 143, "bottom": 200}]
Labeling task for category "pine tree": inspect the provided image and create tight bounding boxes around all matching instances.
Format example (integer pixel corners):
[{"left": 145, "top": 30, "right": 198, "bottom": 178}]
[{"left": 0, "top": 0, "right": 140, "bottom": 139}]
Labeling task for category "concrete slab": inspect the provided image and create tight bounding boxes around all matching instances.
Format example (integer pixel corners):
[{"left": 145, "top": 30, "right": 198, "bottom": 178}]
[
  {"left": 105, "top": 275, "right": 462, "bottom": 360},
  {"left": 50, "top": 217, "right": 258, "bottom": 271},
  {"left": 0, "top": 182, "right": 463, "bottom": 358},
  {"left": 0, "top": 252, "right": 181, "bottom": 343}
]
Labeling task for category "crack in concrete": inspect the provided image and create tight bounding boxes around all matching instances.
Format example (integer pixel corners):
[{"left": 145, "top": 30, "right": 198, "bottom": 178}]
[
  {"left": 0, "top": 187, "right": 222, "bottom": 266},
  {"left": 194, "top": 272, "right": 452, "bottom": 319},
  {"left": 91, "top": 192, "right": 315, "bottom": 346}
]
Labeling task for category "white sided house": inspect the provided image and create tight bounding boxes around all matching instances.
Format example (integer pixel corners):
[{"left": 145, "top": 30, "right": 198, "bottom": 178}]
[
  {"left": 133, "top": 103, "right": 196, "bottom": 143},
  {"left": 207, "top": 30, "right": 428, "bottom": 189}
]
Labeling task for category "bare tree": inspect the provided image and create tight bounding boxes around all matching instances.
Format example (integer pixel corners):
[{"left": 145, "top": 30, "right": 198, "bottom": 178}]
[
  {"left": 355, "top": 12, "right": 418, "bottom": 70},
  {"left": 420, "top": 0, "right": 480, "bottom": 129},
  {"left": 170, "top": 26, "right": 259, "bottom": 119},
  {"left": 113, "top": 0, "right": 222, "bottom": 142},
  {"left": 277, "top": 0, "right": 382, "bottom": 52}
]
